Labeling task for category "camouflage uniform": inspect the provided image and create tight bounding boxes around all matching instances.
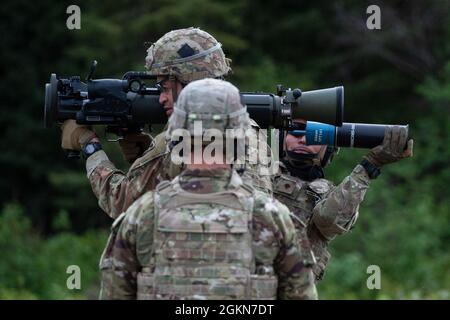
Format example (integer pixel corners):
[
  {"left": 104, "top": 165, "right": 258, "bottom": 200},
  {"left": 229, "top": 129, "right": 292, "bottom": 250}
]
[
  {"left": 99, "top": 168, "right": 317, "bottom": 300},
  {"left": 272, "top": 162, "right": 370, "bottom": 281},
  {"left": 86, "top": 130, "right": 170, "bottom": 219},
  {"left": 85, "top": 27, "right": 272, "bottom": 219},
  {"left": 86, "top": 123, "right": 272, "bottom": 219},
  {"left": 99, "top": 78, "right": 317, "bottom": 299}
]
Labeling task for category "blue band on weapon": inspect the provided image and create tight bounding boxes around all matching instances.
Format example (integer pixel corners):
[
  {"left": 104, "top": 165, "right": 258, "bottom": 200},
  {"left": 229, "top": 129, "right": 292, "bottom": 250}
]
[
  {"left": 288, "top": 122, "right": 336, "bottom": 146},
  {"left": 304, "top": 121, "right": 336, "bottom": 146}
]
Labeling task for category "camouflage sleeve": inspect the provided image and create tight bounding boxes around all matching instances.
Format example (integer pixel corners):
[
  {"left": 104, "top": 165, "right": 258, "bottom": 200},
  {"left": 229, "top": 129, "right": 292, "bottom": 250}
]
[
  {"left": 85, "top": 133, "right": 168, "bottom": 219},
  {"left": 245, "top": 118, "right": 274, "bottom": 194},
  {"left": 312, "top": 164, "right": 371, "bottom": 240},
  {"left": 99, "top": 193, "right": 155, "bottom": 300},
  {"left": 255, "top": 193, "right": 318, "bottom": 300},
  {"left": 273, "top": 203, "right": 318, "bottom": 300},
  {"left": 99, "top": 208, "right": 138, "bottom": 300},
  {"left": 86, "top": 150, "right": 127, "bottom": 219}
]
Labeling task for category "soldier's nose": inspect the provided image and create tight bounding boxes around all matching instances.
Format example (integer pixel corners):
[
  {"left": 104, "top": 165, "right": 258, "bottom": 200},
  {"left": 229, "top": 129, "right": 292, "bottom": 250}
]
[
  {"left": 298, "top": 135, "right": 307, "bottom": 145},
  {"left": 159, "top": 93, "right": 168, "bottom": 105}
]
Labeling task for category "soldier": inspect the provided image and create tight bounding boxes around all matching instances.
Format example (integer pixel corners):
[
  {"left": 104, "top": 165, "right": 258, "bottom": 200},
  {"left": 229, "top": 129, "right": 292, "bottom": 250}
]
[
  {"left": 272, "top": 119, "right": 414, "bottom": 281},
  {"left": 98, "top": 79, "right": 317, "bottom": 300},
  {"left": 60, "top": 27, "right": 272, "bottom": 220}
]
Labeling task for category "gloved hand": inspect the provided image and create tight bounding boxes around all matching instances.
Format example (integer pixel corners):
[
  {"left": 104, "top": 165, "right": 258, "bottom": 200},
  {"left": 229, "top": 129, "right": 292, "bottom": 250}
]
[
  {"left": 118, "top": 132, "right": 152, "bottom": 164},
  {"left": 364, "top": 125, "right": 413, "bottom": 167},
  {"left": 61, "top": 120, "right": 97, "bottom": 151}
]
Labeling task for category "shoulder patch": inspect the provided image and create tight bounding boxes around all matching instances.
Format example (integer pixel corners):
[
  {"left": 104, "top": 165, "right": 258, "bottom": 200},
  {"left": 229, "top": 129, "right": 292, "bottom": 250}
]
[
  {"left": 273, "top": 174, "right": 302, "bottom": 196},
  {"left": 308, "top": 179, "right": 333, "bottom": 195}
]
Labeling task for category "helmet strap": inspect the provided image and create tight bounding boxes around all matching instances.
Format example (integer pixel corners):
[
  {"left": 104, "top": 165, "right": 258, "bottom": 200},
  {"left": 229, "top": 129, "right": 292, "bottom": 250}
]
[
  {"left": 168, "top": 76, "right": 180, "bottom": 103},
  {"left": 320, "top": 146, "right": 338, "bottom": 167}
]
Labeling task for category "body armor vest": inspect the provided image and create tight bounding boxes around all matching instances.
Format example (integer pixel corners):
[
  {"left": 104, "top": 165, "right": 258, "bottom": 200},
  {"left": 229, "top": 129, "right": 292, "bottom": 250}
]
[
  {"left": 273, "top": 174, "right": 333, "bottom": 281},
  {"left": 137, "top": 176, "right": 278, "bottom": 299}
]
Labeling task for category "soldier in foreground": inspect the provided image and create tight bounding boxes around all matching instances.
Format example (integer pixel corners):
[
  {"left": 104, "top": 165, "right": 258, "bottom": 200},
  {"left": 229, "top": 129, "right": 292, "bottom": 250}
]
[
  {"left": 99, "top": 79, "right": 317, "bottom": 300},
  {"left": 60, "top": 27, "right": 272, "bottom": 221},
  {"left": 273, "top": 119, "right": 413, "bottom": 281}
]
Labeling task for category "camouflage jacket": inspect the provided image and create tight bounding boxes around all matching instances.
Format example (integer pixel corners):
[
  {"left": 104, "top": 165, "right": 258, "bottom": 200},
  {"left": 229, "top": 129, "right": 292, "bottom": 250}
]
[
  {"left": 99, "top": 168, "right": 317, "bottom": 300},
  {"left": 272, "top": 162, "right": 370, "bottom": 281},
  {"left": 86, "top": 131, "right": 171, "bottom": 219},
  {"left": 86, "top": 120, "right": 273, "bottom": 219}
]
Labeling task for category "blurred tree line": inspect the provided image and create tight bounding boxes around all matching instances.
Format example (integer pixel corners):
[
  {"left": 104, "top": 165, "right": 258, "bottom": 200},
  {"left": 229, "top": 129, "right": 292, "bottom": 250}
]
[{"left": 0, "top": 0, "right": 448, "bottom": 299}]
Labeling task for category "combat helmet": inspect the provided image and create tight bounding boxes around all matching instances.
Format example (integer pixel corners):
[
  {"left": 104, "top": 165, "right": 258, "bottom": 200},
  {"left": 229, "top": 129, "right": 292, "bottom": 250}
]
[
  {"left": 166, "top": 78, "right": 249, "bottom": 137},
  {"left": 145, "top": 27, "right": 231, "bottom": 84},
  {"left": 166, "top": 78, "right": 250, "bottom": 167}
]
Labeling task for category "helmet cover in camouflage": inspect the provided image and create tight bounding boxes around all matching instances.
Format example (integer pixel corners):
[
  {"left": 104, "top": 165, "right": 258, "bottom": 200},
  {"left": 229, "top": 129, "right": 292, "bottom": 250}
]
[
  {"left": 166, "top": 78, "right": 250, "bottom": 140},
  {"left": 145, "top": 27, "right": 231, "bottom": 83}
]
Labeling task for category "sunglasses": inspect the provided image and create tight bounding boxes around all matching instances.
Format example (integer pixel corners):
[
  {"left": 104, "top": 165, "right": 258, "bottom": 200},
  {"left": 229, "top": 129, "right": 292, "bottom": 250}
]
[{"left": 287, "top": 122, "right": 307, "bottom": 136}]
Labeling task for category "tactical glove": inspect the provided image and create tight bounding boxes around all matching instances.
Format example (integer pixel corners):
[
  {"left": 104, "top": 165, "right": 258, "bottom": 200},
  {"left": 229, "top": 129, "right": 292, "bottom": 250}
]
[
  {"left": 364, "top": 125, "right": 413, "bottom": 167},
  {"left": 118, "top": 132, "right": 152, "bottom": 164},
  {"left": 61, "top": 120, "right": 97, "bottom": 151}
]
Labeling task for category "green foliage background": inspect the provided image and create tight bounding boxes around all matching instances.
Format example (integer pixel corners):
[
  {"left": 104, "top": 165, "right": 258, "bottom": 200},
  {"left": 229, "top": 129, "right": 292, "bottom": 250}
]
[{"left": 0, "top": 0, "right": 449, "bottom": 299}]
